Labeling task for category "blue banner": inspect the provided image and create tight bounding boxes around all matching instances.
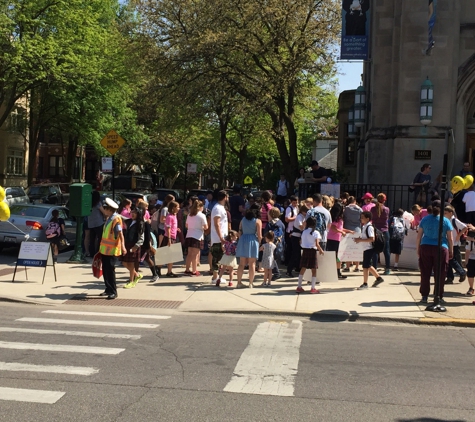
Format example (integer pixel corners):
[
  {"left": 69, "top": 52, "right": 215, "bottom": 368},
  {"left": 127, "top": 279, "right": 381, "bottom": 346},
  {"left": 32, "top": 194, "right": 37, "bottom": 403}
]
[
  {"left": 427, "top": 0, "right": 437, "bottom": 53},
  {"left": 17, "top": 259, "right": 47, "bottom": 268},
  {"left": 340, "top": 0, "right": 370, "bottom": 60}
]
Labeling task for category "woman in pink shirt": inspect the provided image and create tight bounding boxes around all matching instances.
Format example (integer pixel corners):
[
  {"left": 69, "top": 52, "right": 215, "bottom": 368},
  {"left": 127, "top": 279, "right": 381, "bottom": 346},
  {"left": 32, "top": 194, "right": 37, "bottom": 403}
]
[
  {"left": 411, "top": 204, "right": 429, "bottom": 228},
  {"left": 326, "top": 202, "right": 355, "bottom": 279},
  {"left": 158, "top": 201, "right": 180, "bottom": 278},
  {"left": 361, "top": 192, "right": 375, "bottom": 212}
]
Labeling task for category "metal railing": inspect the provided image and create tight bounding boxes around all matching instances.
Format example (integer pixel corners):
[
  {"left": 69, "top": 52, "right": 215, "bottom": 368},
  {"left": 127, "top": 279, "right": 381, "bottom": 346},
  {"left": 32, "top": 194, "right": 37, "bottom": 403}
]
[{"left": 298, "top": 183, "right": 416, "bottom": 212}]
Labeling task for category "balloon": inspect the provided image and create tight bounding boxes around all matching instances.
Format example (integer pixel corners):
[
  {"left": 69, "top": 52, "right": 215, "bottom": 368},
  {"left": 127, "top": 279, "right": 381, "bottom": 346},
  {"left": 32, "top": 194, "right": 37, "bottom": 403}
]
[
  {"left": 0, "top": 186, "right": 4, "bottom": 202},
  {"left": 464, "top": 175, "right": 474, "bottom": 190},
  {"left": 0, "top": 201, "right": 10, "bottom": 221},
  {"left": 451, "top": 176, "right": 465, "bottom": 194}
]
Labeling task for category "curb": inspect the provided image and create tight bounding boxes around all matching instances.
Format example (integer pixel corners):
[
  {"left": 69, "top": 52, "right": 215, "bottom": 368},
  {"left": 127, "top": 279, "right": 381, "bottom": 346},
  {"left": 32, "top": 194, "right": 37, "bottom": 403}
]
[
  {"left": 0, "top": 296, "right": 51, "bottom": 306},
  {"left": 185, "top": 309, "right": 475, "bottom": 328}
]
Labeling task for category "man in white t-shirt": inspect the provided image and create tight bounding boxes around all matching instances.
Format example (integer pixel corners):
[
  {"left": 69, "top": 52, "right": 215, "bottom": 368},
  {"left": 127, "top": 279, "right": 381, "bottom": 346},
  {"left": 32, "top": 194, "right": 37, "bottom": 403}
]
[
  {"left": 276, "top": 174, "right": 290, "bottom": 204},
  {"left": 463, "top": 185, "right": 475, "bottom": 225},
  {"left": 306, "top": 193, "right": 332, "bottom": 250},
  {"left": 210, "top": 190, "right": 229, "bottom": 284}
]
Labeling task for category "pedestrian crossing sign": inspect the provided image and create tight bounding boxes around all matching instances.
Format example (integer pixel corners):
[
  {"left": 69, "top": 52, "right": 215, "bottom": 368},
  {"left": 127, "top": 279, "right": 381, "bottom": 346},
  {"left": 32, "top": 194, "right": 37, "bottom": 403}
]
[{"left": 244, "top": 176, "right": 253, "bottom": 185}]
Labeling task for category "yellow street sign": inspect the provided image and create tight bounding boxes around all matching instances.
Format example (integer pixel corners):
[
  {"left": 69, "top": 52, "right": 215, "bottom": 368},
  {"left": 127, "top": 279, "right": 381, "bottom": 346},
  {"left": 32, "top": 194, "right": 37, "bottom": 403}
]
[
  {"left": 100, "top": 130, "right": 125, "bottom": 155},
  {"left": 244, "top": 176, "right": 253, "bottom": 185}
]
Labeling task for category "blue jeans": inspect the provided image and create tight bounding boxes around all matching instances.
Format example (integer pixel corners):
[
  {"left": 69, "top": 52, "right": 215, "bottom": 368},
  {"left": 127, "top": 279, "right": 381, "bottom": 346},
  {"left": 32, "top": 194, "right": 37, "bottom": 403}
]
[
  {"left": 372, "top": 231, "right": 390, "bottom": 270},
  {"left": 447, "top": 245, "right": 466, "bottom": 280}
]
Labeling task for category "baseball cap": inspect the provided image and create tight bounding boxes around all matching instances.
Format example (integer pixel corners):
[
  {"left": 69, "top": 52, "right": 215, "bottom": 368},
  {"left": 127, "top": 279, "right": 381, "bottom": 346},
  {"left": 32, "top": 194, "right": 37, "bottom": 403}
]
[{"left": 361, "top": 193, "right": 373, "bottom": 200}]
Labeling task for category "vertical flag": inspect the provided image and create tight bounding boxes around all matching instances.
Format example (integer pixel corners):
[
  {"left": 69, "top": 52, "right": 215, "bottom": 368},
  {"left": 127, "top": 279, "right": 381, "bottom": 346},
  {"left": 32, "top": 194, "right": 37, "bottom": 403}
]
[
  {"left": 340, "top": 0, "right": 371, "bottom": 60},
  {"left": 425, "top": 0, "right": 437, "bottom": 55}
]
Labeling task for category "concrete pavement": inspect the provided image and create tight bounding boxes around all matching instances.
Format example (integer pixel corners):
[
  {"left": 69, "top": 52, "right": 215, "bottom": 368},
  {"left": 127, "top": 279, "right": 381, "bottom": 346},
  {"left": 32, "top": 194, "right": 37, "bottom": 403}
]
[{"left": 1, "top": 254, "right": 475, "bottom": 325}]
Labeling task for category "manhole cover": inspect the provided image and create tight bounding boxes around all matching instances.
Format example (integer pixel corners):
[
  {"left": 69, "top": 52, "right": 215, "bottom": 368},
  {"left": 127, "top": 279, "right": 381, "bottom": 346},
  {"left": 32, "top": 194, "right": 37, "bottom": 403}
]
[{"left": 65, "top": 297, "right": 182, "bottom": 309}]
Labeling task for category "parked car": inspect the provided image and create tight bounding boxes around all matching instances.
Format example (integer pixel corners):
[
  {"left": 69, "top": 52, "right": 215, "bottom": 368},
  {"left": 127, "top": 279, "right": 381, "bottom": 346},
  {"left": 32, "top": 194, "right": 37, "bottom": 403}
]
[
  {"left": 154, "top": 188, "right": 182, "bottom": 204},
  {"left": 189, "top": 189, "right": 210, "bottom": 198},
  {"left": 27, "top": 184, "right": 66, "bottom": 205},
  {"left": 0, "top": 204, "right": 76, "bottom": 251},
  {"left": 3, "top": 187, "right": 29, "bottom": 207},
  {"left": 117, "top": 192, "right": 150, "bottom": 207}
]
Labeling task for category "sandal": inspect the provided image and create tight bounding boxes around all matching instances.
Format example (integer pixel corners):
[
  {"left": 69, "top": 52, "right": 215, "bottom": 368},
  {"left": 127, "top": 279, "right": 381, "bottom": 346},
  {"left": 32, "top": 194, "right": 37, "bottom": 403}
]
[{"left": 467, "top": 288, "right": 474, "bottom": 296}]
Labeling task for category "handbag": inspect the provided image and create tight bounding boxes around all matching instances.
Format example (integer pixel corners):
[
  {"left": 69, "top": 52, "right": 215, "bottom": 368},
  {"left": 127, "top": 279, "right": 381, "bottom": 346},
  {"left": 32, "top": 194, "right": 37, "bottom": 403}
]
[
  {"left": 92, "top": 252, "right": 103, "bottom": 278},
  {"left": 58, "top": 235, "right": 70, "bottom": 250},
  {"left": 408, "top": 185, "right": 415, "bottom": 193}
]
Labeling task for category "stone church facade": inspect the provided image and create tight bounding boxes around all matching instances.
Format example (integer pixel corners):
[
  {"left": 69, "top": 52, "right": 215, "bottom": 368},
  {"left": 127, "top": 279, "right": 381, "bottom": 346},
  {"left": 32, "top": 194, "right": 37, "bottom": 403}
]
[{"left": 338, "top": 1, "right": 475, "bottom": 184}]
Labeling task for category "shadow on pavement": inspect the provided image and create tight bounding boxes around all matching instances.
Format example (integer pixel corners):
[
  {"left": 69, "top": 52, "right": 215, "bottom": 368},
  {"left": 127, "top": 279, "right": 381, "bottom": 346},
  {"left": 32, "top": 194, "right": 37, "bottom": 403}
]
[
  {"left": 359, "top": 300, "right": 419, "bottom": 308},
  {"left": 309, "top": 309, "right": 353, "bottom": 322},
  {"left": 396, "top": 418, "right": 466, "bottom": 422}
]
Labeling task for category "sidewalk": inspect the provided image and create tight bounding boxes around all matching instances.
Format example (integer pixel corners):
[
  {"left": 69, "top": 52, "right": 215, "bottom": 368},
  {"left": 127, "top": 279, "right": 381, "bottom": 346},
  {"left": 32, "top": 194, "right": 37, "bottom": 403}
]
[{"left": 1, "top": 256, "right": 475, "bottom": 325}]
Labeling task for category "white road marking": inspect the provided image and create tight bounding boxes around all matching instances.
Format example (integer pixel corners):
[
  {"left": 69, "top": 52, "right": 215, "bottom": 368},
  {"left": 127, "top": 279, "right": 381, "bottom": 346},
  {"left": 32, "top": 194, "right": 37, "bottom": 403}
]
[
  {"left": 0, "top": 362, "right": 99, "bottom": 376},
  {"left": 42, "top": 310, "right": 171, "bottom": 320},
  {"left": 224, "top": 320, "right": 303, "bottom": 397},
  {"left": 0, "top": 387, "right": 65, "bottom": 404},
  {"left": 17, "top": 318, "right": 159, "bottom": 329},
  {"left": 0, "top": 341, "right": 124, "bottom": 355},
  {"left": 0, "top": 327, "right": 141, "bottom": 340}
]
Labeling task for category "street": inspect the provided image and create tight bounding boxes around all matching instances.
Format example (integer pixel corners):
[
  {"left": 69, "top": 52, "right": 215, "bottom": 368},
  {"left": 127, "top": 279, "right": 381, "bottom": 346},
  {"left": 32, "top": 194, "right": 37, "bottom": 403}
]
[{"left": 0, "top": 302, "right": 473, "bottom": 421}]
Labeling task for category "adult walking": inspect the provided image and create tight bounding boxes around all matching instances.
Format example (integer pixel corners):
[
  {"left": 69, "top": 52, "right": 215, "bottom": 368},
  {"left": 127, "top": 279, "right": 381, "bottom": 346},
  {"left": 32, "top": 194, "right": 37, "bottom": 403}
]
[
  {"left": 229, "top": 186, "right": 245, "bottom": 231},
  {"left": 370, "top": 193, "right": 391, "bottom": 275},
  {"left": 415, "top": 202, "right": 453, "bottom": 304},
  {"left": 342, "top": 196, "right": 362, "bottom": 272},
  {"left": 236, "top": 205, "right": 262, "bottom": 288},
  {"left": 412, "top": 163, "right": 432, "bottom": 206},
  {"left": 210, "top": 191, "right": 229, "bottom": 285},
  {"left": 185, "top": 199, "right": 208, "bottom": 276},
  {"left": 88, "top": 191, "right": 106, "bottom": 256},
  {"left": 99, "top": 198, "right": 126, "bottom": 300},
  {"left": 122, "top": 208, "right": 145, "bottom": 289}
]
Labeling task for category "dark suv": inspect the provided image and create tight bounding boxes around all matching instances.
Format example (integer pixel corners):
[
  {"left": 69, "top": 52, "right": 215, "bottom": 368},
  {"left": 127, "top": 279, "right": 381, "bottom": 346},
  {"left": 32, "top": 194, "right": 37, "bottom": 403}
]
[{"left": 28, "top": 184, "right": 65, "bottom": 205}]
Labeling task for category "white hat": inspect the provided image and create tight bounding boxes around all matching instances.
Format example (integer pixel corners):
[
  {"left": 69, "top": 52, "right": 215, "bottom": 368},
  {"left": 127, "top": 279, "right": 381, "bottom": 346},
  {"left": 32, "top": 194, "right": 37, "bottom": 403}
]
[{"left": 104, "top": 197, "right": 119, "bottom": 209}]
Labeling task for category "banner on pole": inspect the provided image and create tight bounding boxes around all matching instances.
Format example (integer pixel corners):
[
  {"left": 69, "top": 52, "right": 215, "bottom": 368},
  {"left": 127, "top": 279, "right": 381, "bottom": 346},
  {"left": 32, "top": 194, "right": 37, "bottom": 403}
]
[{"left": 340, "top": 0, "right": 371, "bottom": 60}]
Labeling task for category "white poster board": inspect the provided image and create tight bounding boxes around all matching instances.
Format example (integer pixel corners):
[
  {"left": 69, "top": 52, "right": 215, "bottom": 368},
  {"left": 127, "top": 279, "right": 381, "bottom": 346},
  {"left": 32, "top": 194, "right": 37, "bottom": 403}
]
[
  {"left": 338, "top": 233, "right": 366, "bottom": 262},
  {"left": 101, "top": 157, "right": 113, "bottom": 173},
  {"left": 17, "top": 242, "right": 53, "bottom": 267},
  {"left": 320, "top": 184, "right": 340, "bottom": 198},
  {"left": 154, "top": 242, "right": 184, "bottom": 265},
  {"left": 303, "top": 251, "right": 338, "bottom": 282}
]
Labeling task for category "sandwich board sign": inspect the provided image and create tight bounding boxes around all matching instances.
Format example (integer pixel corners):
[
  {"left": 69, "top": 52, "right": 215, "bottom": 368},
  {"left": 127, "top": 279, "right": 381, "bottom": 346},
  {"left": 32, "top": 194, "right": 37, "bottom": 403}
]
[{"left": 13, "top": 241, "right": 57, "bottom": 284}]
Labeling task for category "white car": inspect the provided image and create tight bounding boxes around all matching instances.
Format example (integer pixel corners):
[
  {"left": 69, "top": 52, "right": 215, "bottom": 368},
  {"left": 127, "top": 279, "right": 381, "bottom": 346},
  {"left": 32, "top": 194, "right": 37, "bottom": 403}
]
[{"left": 3, "top": 187, "right": 29, "bottom": 207}]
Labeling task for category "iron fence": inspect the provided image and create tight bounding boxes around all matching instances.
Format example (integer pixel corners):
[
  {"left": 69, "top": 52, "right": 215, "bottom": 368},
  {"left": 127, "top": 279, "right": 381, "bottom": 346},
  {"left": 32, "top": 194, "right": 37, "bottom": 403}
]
[{"left": 298, "top": 183, "right": 416, "bottom": 212}]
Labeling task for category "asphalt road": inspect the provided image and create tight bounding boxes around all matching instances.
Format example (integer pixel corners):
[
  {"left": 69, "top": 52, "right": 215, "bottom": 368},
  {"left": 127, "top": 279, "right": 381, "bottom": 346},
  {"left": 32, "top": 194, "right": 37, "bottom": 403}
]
[{"left": 0, "top": 302, "right": 473, "bottom": 422}]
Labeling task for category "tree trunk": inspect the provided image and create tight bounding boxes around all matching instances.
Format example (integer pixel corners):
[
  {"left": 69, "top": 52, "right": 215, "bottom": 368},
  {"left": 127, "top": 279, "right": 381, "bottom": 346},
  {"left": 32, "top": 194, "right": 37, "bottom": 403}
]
[
  {"left": 218, "top": 115, "right": 228, "bottom": 189},
  {"left": 238, "top": 144, "right": 247, "bottom": 184},
  {"left": 65, "top": 135, "right": 79, "bottom": 183}
]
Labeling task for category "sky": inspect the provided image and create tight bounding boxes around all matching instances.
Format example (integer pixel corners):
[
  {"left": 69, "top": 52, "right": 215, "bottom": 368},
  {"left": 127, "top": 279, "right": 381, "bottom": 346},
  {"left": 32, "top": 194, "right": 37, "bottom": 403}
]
[{"left": 337, "top": 61, "right": 364, "bottom": 94}]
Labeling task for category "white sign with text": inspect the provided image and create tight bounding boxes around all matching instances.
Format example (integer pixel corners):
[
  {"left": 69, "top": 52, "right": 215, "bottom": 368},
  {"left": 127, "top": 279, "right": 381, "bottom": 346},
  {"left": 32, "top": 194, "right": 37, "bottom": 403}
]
[{"left": 337, "top": 233, "right": 367, "bottom": 262}]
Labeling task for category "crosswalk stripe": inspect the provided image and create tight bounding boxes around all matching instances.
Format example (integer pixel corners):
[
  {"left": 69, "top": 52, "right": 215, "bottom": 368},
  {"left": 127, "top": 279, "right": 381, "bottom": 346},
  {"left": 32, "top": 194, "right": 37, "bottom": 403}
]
[
  {"left": 17, "top": 318, "right": 159, "bottom": 329},
  {"left": 42, "top": 310, "right": 171, "bottom": 320},
  {"left": 0, "top": 362, "right": 99, "bottom": 376},
  {"left": 0, "top": 327, "right": 141, "bottom": 340},
  {"left": 0, "top": 341, "right": 124, "bottom": 355},
  {"left": 224, "top": 320, "right": 303, "bottom": 397},
  {"left": 0, "top": 387, "right": 65, "bottom": 404}
]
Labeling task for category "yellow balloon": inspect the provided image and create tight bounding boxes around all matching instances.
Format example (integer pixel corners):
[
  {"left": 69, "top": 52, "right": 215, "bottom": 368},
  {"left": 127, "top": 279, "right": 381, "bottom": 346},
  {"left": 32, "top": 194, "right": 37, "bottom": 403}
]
[
  {"left": 0, "top": 201, "right": 10, "bottom": 221},
  {"left": 0, "top": 186, "right": 5, "bottom": 202},
  {"left": 451, "top": 176, "right": 465, "bottom": 194},
  {"left": 464, "top": 175, "right": 474, "bottom": 190}
]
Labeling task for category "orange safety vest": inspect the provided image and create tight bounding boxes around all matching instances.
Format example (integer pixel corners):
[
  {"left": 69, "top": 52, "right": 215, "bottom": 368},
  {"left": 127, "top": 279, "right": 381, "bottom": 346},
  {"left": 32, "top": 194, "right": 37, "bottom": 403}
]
[{"left": 99, "top": 214, "right": 123, "bottom": 256}]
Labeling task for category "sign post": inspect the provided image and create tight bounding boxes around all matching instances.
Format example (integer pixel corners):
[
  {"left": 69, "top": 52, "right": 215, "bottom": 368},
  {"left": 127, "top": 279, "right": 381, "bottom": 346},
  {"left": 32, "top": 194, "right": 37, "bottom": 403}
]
[
  {"left": 100, "top": 130, "right": 126, "bottom": 200},
  {"left": 13, "top": 242, "right": 56, "bottom": 284}
]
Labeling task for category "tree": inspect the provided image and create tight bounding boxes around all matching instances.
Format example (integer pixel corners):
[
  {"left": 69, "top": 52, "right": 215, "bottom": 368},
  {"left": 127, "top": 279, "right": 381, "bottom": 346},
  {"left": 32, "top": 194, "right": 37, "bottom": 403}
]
[{"left": 137, "top": 0, "right": 341, "bottom": 181}]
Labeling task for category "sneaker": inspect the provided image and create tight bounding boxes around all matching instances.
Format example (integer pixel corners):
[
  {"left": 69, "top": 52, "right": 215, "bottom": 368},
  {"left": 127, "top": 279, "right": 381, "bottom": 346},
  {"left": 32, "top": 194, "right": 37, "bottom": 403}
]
[
  {"left": 393, "top": 267, "right": 399, "bottom": 272},
  {"left": 445, "top": 278, "right": 454, "bottom": 285},
  {"left": 149, "top": 275, "right": 159, "bottom": 283},
  {"left": 353, "top": 268, "right": 360, "bottom": 272},
  {"left": 439, "top": 298, "right": 446, "bottom": 305},
  {"left": 215, "top": 278, "right": 221, "bottom": 287},
  {"left": 184, "top": 270, "right": 193, "bottom": 277},
  {"left": 338, "top": 274, "right": 348, "bottom": 279},
  {"left": 131, "top": 273, "right": 143, "bottom": 286},
  {"left": 296, "top": 287, "right": 305, "bottom": 293},
  {"left": 358, "top": 283, "right": 368, "bottom": 290},
  {"left": 373, "top": 277, "right": 385, "bottom": 287},
  {"left": 124, "top": 281, "right": 134, "bottom": 289},
  {"left": 285, "top": 272, "right": 293, "bottom": 278},
  {"left": 383, "top": 269, "right": 390, "bottom": 276},
  {"left": 228, "top": 282, "right": 233, "bottom": 287},
  {"left": 459, "top": 274, "right": 467, "bottom": 283},
  {"left": 466, "top": 288, "right": 474, "bottom": 296},
  {"left": 309, "top": 288, "right": 320, "bottom": 294},
  {"left": 192, "top": 271, "right": 201, "bottom": 276},
  {"left": 166, "top": 272, "right": 179, "bottom": 278},
  {"left": 420, "top": 296, "right": 428, "bottom": 304},
  {"left": 342, "top": 268, "right": 350, "bottom": 273}
]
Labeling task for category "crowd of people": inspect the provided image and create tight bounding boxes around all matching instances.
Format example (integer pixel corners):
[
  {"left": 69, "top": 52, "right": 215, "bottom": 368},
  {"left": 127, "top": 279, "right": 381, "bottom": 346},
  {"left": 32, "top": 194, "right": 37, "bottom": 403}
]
[{"left": 45, "top": 163, "right": 475, "bottom": 303}]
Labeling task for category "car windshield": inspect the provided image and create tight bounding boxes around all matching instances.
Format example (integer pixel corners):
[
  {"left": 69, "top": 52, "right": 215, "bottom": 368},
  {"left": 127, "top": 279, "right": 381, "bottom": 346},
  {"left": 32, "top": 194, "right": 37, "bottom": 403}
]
[
  {"left": 10, "top": 205, "right": 49, "bottom": 218},
  {"left": 29, "top": 186, "right": 50, "bottom": 196}
]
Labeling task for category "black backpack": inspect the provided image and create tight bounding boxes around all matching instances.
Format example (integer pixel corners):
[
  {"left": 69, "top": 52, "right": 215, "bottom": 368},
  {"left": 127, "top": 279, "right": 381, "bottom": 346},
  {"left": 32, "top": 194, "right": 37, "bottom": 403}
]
[{"left": 366, "top": 224, "right": 385, "bottom": 253}]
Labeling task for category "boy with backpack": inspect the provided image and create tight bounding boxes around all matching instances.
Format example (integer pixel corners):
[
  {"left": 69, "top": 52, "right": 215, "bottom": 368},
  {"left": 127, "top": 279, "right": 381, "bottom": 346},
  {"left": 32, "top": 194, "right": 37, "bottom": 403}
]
[
  {"left": 389, "top": 208, "right": 406, "bottom": 272},
  {"left": 354, "top": 211, "right": 385, "bottom": 289}
]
